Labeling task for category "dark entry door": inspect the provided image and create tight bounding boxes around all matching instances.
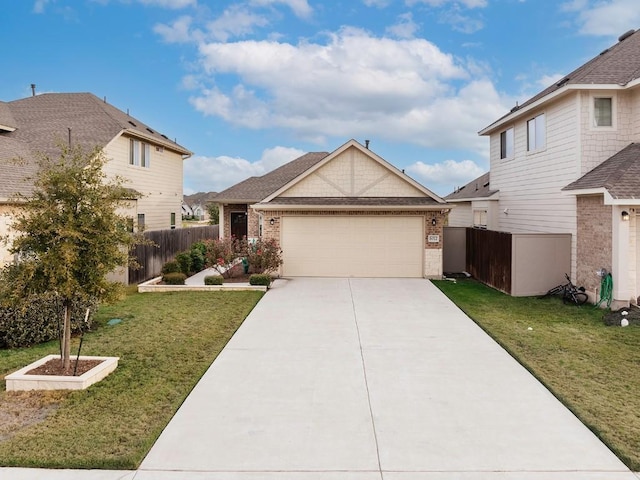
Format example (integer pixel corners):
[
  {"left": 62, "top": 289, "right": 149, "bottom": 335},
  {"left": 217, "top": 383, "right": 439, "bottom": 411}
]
[{"left": 231, "top": 212, "right": 248, "bottom": 239}]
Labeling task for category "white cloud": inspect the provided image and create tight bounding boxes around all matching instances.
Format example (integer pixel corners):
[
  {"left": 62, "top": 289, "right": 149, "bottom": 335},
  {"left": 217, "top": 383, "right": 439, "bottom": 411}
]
[
  {"left": 386, "top": 12, "right": 420, "bottom": 39},
  {"left": 138, "top": 0, "right": 196, "bottom": 8},
  {"left": 154, "top": 15, "right": 198, "bottom": 43},
  {"left": 364, "top": 0, "right": 392, "bottom": 7},
  {"left": 249, "top": 0, "right": 313, "bottom": 19},
  {"left": 406, "top": 158, "right": 485, "bottom": 194},
  {"left": 407, "top": 0, "right": 488, "bottom": 8},
  {"left": 439, "top": 9, "right": 484, "bottom": 34},
  {"left": 567, "top": 0, "right": 640, "bottom": 36},
  {"left": 207, "top": 5, "right": 269, "bottom": 41},
  {"left": 183, "top": 146, "right": 306, "bottom": 193},
  {"left": 189, "top": 28, "right": 510, "bottom": 152},
  {"left": 33, "top": 0, "right": 52, "bottom": 13}
]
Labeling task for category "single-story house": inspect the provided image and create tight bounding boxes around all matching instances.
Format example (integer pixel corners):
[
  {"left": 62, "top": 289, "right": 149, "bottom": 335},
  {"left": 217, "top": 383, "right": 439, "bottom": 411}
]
[{"left": 213, "top": 139, "right": 450, "bottom": 278}]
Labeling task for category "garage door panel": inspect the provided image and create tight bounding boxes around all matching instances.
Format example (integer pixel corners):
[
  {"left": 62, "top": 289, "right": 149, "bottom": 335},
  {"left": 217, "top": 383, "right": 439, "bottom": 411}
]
[{"left": 281, "top": 216, "right": 423, "bottom": 278}]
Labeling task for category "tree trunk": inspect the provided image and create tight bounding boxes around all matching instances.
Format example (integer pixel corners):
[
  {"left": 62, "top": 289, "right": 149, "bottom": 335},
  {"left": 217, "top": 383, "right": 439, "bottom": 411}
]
[{"left": 62, "top": 301, "right": 72, "bottom": 373}]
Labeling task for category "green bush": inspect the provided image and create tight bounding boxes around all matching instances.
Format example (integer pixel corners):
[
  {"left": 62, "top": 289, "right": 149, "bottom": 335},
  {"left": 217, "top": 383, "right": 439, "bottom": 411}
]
[
  {"left": 162, "top": 272, "right": 187, "bottom": 285},
  {"left": 246, "top": 238, "right": 283, "bottom": 274},
  {"left": 204, "top": 275, "right": 223, "bottom": 285},
  {"left": 249, "top": 274, "right": 272, "bottom": 287},
  {"left": 190, "top": 250, "right": 205, "bottom": 273},
  {"left": 0, "top": 293, "right": 97, "bottom": 348},
  {"left": 175, "top": 251, "right": 193, "bottom": 275},
  {"left": 161, "top": 261, "right": 181, "bottom": 274}
]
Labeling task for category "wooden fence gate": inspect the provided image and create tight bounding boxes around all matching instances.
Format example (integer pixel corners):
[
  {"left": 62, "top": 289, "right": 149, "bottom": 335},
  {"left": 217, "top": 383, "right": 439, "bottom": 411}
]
[{"left": 466, "top": 228, "right": 512, "bottom": 294}]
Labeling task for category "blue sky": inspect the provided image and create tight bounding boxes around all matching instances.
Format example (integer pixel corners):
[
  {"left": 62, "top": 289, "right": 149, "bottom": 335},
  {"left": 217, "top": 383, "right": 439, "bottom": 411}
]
[{"left": 2, "top": 0, "right": 638, "bottom": 196}]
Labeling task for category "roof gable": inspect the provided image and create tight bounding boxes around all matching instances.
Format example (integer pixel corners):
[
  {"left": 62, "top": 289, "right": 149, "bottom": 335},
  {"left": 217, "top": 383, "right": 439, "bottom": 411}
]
[{"left": 264, "top": 139, "right": 444, "bottom": 204}]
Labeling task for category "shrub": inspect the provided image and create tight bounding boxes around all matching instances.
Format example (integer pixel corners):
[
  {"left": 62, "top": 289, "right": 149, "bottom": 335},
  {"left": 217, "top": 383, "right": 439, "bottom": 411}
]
[
  {"left": 175, "top": 251, "right": 193, "bottom": 275},
  {"left": 0, "top": 293, "right": 97, "bottom": 348},
  {"left": 246, "top": 238, "right": 283, "bottom": 274},
  {"left": 249, "top": 274, "right": 272, "bottom": 287},
  {"left": 161, "top": 261, "right": 181, "bottom": 274},
  {"left": 204, "top": 275, "right": 223, "bottom": 285},
  {"left": 203, "top": 237, "right": 244, "bottom": 278},
  {"left": 190, "top": 250, "right": 205, "bottom": 273},
  {"left": 162, "top": 272, "right": 186, "bottom": 285}
]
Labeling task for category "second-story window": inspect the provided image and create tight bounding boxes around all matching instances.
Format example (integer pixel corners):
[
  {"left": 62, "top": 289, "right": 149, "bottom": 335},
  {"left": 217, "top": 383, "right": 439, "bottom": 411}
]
[
  {"left": 500, "top": 127, "right": 514, "bottom": 159},
  {"left": 527, "top": 113, "right": 546, "bottom": 152},
  {"left": 129, "top": 139, "right": 151, "bottom": 168},
  {"left": 594, "top": 97, "right": 613, "bottom": 127}
]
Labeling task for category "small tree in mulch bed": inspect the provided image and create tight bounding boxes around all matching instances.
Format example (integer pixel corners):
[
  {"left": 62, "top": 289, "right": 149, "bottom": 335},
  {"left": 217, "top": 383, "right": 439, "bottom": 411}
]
[{"left": 0, "top": 144, "right": 147, "bottom": 373}]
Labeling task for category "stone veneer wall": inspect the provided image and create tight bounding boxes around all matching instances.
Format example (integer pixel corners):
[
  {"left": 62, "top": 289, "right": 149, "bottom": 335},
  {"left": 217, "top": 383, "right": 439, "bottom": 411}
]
[
  {"left": 260, "top": 209, "right": 447, "bottom": 277},
  {"left": 576, "top": 195, "right": 611, "bottom": 294}
]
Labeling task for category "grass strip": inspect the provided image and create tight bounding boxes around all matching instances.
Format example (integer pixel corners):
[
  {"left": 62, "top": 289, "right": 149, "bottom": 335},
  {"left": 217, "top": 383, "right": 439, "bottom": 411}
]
[
  {"left": 0, "top": 290, "right": 263, "bottom": 469},
  {"left": 433, "top": 278, "right": 640, "bottom": 471}
]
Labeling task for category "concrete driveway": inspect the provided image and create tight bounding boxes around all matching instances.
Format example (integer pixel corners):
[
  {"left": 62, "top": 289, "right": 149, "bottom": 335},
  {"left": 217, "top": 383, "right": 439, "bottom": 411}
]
[{"left": 136, "top": 277, "right": 635, "bottom": 480}]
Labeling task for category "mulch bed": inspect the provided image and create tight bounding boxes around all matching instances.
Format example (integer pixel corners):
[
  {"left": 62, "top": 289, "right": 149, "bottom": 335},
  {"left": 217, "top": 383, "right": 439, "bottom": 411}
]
[
  {"left": 26, "top": 358, "right": 104, "bottom": 376},
  {"left": 602, "top": 306, "right": 640, "bottom": 327}
]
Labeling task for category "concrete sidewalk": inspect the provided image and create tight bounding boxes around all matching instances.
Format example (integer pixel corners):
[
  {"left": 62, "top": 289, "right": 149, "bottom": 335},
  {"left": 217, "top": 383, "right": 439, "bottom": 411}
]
[{"left": 3, "top": 278, "right": 637, "bottom": 479}]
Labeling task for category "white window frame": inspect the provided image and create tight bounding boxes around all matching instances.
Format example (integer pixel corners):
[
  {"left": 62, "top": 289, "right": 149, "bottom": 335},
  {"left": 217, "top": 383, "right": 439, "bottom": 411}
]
[
  {"left": 129, "top": 139, "right": 151, "bottom": 168},
  {"left": 500, "top": 127, "right": 514, "bottom": 160},
  {"left": 473, "top": 209, "right": 487, "bottom": 229},
  {"left": 527, "top": 113, "right": 546, "bottom": 152},
  {"left": 590, "top": 93, "right": 616, "bottom": 130}
]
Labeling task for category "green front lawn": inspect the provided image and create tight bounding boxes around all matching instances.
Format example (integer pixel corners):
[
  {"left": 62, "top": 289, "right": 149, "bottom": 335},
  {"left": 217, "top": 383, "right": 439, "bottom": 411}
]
[
  {"left": 0, "top": 290, "right": 263, "bottom": 469},
  {"left": 434, "top": 278, "right": 640, "bottom": 471}
]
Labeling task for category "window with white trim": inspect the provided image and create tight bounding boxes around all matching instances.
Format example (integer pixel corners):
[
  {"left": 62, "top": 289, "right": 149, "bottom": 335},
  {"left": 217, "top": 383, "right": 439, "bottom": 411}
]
[
  {"left": 527, "top": 113, "right": 545, "bottom": 152},
  {"left": 500, "top": 127, "right": 514, "bottom": 159},
  {"left": 129, "top": 139, "right": 151, "bottom": 168},
  {"left": 473, "top": 209, "right": 487, "bottom": 229},
  {"left": 594, "top": 97, "right": 613, "bottom": 127}
]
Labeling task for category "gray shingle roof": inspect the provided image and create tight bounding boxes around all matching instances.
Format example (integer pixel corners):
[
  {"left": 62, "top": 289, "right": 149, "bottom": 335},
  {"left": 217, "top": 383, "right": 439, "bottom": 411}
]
[
  {"left": 563, "top": 143, "right": 640, "bottom": 199},
  {"left": 0, "top": 102, "right": 17, "bottom": 130},
  {"left": 483, "top": 28, "right": 640, "bottom": 132},
  {"left": 444, "top": 172, "right": 495, "bottom": 201},
  {"left": 213, "top": 152, "right": 329, "bottom": 202},
  {"left": 0, "top": 92, "right": 191, "bottom": 200}
]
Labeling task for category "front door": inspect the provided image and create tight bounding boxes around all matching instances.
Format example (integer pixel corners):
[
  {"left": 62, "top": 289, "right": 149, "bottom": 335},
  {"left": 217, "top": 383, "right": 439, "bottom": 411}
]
[{"left": 231, "top": 212, "right": 248, "bottom": 239}]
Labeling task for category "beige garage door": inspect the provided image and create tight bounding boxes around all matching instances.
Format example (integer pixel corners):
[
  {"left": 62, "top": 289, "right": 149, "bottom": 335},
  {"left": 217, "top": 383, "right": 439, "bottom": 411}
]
[{"left": 281, "top": 216, "right": 424, "bottom": 277}]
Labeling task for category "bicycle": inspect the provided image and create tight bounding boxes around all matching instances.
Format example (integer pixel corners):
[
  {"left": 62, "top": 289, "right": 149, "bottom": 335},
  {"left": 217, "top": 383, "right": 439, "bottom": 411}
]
[{"left": 539, "top": 273, "right": 588, "bottom": 306}]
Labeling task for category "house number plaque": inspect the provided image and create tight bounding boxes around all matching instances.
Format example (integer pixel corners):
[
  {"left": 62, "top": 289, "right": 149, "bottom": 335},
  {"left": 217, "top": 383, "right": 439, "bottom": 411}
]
[{"left": 428, "top": 235, "right": 440, "bottom": 243}]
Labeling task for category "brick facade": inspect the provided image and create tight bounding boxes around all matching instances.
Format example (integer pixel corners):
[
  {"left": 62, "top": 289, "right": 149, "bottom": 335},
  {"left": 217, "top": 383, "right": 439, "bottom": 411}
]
[{"left": 576, "top": 195, "right": 611, "bottom": 294}]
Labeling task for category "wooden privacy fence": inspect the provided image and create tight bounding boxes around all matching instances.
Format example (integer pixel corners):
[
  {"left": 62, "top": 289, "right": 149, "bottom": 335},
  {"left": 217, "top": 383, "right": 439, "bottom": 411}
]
[
  {"left": 128, "top": 225, "right": 219, "bottom": 284},
  {"left": 466, "top": 228, "right": 512, "bottom": 294}
]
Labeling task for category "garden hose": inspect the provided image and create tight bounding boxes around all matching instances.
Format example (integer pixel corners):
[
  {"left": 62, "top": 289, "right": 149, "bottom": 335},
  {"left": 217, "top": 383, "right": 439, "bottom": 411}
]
[{"left": 596, "top": 273, "right": 613, "bottom": 309}]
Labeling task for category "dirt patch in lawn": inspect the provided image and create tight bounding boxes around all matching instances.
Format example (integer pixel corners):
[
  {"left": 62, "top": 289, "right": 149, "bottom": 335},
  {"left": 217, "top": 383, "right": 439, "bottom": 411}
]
[
  {"left": 603, "top": 306, "right": 640, "bottom": 326},
  {"left": 27, "top": 358, "right": 104, "bottom": 376},
  {"left": 0, "top": 391, "right": 64, "bottom": 442}
]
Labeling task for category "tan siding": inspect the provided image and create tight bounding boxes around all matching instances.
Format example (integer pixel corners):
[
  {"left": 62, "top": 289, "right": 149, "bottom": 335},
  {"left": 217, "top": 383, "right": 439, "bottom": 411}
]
[
  {"left": 0, "top": 204, "right": 17, "bottom": 266},
  {"left": 447, "top": 203, "right": 472, "bottom": 227},
  {"left": 580, "top": 90, "right": 634, "bottom": 174},
  {"left": 280, "top": 146, "right": 423, "bottom": 198},
  {"left": 103, "top": 136, "right": 184, "bottom": 231}
]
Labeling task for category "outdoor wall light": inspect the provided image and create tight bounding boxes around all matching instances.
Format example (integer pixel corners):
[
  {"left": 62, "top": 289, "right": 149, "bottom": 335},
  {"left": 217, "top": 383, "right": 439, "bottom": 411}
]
[
  {"left": 269, "top": 218, "right": 275, "bottom": 226},
  {"left": 431, "top": 218, "right": 437, "bottom": 226},
  {"left": 622, "top": 211, "right": 630, "bottom": 221}
]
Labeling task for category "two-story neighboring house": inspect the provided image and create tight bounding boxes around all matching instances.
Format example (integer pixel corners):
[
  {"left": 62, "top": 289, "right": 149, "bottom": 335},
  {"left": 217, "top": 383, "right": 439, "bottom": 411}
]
[
  {"left": 479, "top": 28, "right": 640, "bottom": 308},
  {"left": 0, "top": 92, "right": 191, "bottom": 269}
]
